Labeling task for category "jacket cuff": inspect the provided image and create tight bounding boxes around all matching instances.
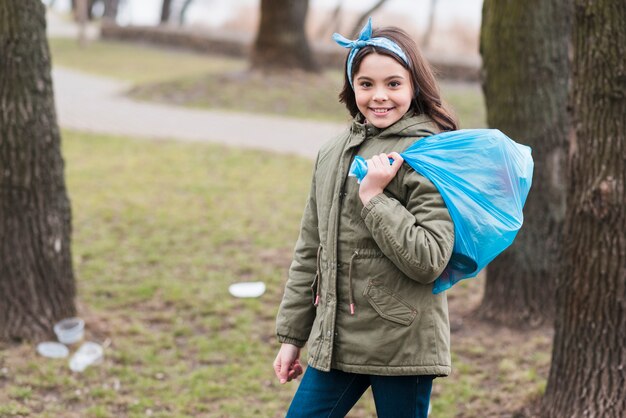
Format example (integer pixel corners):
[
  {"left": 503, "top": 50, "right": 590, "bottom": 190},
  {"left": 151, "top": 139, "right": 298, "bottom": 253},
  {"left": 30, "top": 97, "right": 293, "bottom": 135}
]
[
  {"left": 277, "top": 335, "right": 307, "bottom": 347},
  {"left": 360, "top": 193, "right": 388, "bottom": 220}
]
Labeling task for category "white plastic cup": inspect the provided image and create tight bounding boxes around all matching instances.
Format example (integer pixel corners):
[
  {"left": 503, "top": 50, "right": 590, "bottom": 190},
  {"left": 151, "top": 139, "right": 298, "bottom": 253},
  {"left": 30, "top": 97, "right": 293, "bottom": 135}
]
[
  {"left": 36, "top": 342, "right": 70, "bottom": 358},
  {"left": 69, "top": 342, "right": 104, "bottom": 372},
  {"left": 53, "top": 317, "right": 85, "bottom": 345},
  {"left": 228, "top": 281, "right": 266, "bottom": 298}
]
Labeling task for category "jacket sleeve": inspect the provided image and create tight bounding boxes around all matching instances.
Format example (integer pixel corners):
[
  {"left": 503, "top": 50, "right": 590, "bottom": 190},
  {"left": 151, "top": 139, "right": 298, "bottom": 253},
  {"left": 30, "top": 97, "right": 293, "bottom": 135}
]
[
  {"left": 275, "top": 156, "right": 320, "bottom": 347},
  {"left": 360, "top": 166, "right": 454, "bottom": 284}
]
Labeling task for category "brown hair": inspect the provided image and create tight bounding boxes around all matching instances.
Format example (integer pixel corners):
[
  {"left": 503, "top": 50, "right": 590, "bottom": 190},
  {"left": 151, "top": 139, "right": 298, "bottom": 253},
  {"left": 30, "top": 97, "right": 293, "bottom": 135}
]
[{"left": 338, "top": 26, "right": 459, "bottom": 132}]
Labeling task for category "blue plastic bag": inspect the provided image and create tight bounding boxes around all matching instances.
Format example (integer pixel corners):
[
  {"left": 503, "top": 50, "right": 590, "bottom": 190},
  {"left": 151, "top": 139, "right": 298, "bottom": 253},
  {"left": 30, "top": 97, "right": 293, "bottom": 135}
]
[{"left": 349, "top": 129, "right": 534, "bottom": 293}]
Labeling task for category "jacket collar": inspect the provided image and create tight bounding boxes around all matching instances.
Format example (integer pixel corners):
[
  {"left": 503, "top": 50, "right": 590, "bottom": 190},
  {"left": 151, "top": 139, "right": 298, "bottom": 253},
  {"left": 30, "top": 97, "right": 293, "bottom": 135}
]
[{"left": 349, "top": 111, "right": 438, "bottom": 140}]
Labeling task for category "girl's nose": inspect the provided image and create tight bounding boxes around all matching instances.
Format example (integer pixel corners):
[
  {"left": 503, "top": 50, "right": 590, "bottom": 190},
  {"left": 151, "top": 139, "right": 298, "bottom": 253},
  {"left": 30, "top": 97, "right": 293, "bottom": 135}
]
[{"left": 373, "top": 88, "right": 388, "bottom": 101}]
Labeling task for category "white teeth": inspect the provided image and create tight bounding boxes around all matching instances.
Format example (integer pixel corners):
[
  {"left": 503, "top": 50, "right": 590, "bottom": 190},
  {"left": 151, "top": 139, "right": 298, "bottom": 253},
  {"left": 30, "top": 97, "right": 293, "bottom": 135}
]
[{"left": 371, "top": 108, "right": 391, "bottom": 114}]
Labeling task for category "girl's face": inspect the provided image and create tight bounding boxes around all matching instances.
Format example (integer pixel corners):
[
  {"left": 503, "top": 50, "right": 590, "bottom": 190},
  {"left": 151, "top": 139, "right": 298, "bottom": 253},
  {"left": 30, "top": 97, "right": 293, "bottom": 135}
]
[{"left": 353, "top": 52, "right": 414, "bottom": 129}]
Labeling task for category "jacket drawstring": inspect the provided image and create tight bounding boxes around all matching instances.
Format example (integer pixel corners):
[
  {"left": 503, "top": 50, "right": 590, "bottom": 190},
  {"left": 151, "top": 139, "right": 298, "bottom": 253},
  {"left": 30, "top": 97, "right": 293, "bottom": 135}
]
[
  {"left": 348, "top": 250, "right": 358, "bottom": 315},
  {"left": 314, "top": 245, "right": 322, "bottom": 306}
]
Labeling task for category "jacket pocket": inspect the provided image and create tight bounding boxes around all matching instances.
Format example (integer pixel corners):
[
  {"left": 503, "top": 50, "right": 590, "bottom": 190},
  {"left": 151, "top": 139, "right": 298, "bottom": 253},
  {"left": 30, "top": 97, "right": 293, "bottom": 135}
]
[{"left": 363, "top": 279, "right": 418, "bottom": 326}]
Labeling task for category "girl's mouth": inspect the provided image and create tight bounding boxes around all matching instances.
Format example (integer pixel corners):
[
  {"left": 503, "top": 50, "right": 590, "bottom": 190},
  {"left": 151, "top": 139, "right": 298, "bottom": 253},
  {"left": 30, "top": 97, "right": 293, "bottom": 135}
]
[{"left": 370, "top": 107, "right": 394, "bottom": 115}]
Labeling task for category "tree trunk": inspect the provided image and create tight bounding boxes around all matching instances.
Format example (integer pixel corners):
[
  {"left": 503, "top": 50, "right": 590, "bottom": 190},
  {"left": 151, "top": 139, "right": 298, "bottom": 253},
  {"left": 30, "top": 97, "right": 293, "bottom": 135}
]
[
  {"left": 315, "top": 0, "right": 343, "bottom": 39},
  {"left": 178, "top": 0, "right": 195, "bottom": 26},
  {"left": 349, "top": 0, "right": 388, "bottom": 38},
  {"left": 160, "top": 0, "right": 172, "bottom": 24},
  {"left": 477, "top": 0, "right": 571, "bottom": 327},
  {"left": 102, "top": 0, "right": 119, "bottom": 22},
  {"left": 76, "top": 0, "right": 88, "bottom": 46},
  {"left": 0, "top": 0, "right": 76, "bottom": 342},
  {"left": 541, "top": 0, "right": 626, "bottom": 416},
  {"left": 421, "top": 0, "right": 437, "bottom": 49},
  {"left": 71, "top": 0, "right": 95, "bottom": 21},
  {"left": 251, "top": 0, "right": 317, "bottom": 72}
]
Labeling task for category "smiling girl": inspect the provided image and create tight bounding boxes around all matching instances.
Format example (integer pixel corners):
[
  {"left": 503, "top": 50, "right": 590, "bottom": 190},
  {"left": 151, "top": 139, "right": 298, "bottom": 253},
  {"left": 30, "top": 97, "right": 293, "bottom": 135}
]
[{"left": 273, "top": 18, "right": 458, "bottom": 418}]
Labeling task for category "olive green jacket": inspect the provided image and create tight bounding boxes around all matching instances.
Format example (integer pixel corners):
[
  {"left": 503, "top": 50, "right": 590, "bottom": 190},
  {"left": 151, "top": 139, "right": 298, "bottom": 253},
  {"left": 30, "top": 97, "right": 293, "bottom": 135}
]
[{"left": 276, "top": 113, "right": 455, "bottom": 376}]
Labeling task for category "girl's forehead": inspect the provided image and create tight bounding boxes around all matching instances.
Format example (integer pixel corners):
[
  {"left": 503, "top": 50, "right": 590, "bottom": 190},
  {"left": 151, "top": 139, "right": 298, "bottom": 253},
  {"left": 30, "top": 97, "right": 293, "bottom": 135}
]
[{"left": 355, "top": 53, "right": 410, "bottom": 78}]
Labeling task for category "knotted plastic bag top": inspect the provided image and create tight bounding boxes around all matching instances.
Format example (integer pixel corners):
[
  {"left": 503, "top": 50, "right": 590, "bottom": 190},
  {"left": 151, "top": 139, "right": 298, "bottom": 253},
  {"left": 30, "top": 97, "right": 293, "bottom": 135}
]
[{"left": 349, "top": 129, "right": 534, "bottom": 293}]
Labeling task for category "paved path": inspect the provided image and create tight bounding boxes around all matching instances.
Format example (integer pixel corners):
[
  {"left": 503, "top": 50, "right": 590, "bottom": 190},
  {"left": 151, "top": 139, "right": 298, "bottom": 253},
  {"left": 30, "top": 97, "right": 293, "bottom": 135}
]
[
  {"left": 46, "top": 10, "right": 346, "bottom": 159},
  {"left": 52, "top": 67, "right": 345, "bottom": 159}
]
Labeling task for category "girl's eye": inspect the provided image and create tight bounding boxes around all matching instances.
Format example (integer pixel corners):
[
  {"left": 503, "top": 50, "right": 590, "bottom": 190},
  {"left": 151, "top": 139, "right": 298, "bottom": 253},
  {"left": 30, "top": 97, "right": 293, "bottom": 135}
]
[
  {"left": 389, "top": 81, "right": 401, "bottom": 87},
  {"left": 360, "top": 81, "right": 372, "bottom": 88}
]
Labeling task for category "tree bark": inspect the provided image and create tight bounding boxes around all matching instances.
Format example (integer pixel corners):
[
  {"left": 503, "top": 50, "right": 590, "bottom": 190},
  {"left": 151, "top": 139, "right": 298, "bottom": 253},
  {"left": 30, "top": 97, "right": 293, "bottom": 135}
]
[
  {"left": 541, "top": 0, "right": 626, "bottom": 416},
  {"left": 251, "top": 0, "right": 317, "bottom": 72},
  {"left": 0, "top": 0, "right": 76, "bottom": 342},
  {"left": 477, "top": 0, "right": 571, "bottom": 327}
]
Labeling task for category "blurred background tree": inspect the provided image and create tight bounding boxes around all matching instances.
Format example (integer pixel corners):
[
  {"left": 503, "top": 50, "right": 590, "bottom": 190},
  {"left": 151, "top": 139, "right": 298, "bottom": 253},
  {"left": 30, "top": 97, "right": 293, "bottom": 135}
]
[
  {"left": 251, "top": 0, "right": 317, "bottom": 72},
  {"left": 102, "top": 0, "right": 120, "bottom": 22},
  {"left": 348, "top": 0, "right": 388, "bottom": 36},
  {"left": 71, "top": 0, "right": 95, "bottom": 20},
  {"left": 541, "top": 0, "right": 626, "bottom": 415},
  {"left": 478, "top": 0, "right": 570, "bottom": 327},
  {"left": 0, "top": 0, "right": 76, "bottom": 341},
  {"left": 70, "top": 0, "right": 119, "bottom": 21},
  {"left": 178, "top": 0, "right": 196, "bottom": 26},
  {"left": 160, "top": 0, "right": 173, "bottom": 24},
  {"left": 315, "top": 0, "right": 344, "bottom": 39}
]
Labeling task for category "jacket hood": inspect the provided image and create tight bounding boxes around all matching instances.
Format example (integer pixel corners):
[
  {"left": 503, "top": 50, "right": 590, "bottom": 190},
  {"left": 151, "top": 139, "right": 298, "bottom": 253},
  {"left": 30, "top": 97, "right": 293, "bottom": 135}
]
[{"left": 350, "top": 111, "right": 439, "bottom": 139}]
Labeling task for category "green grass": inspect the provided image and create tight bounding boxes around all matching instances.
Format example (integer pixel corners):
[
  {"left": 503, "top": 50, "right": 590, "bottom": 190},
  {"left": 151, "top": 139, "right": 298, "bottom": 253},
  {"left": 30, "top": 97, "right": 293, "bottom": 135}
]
[
  {"left": 128, "top": 69, "right": 352, "bottom": 123},
  {"left": 0, "top": 130, "right": 550, "bottom": 417},
  {"left": 49, "top": 38, "right": 245, "bottom": 84},
  {"left": 1, "top": 131, "right": 315, "bottom": 417},
  {"left": 48, "top": 38, "right": 485, "bottom": 127},
  {"left": 440, "top": 81, "right": 486, "bottom": 129}
]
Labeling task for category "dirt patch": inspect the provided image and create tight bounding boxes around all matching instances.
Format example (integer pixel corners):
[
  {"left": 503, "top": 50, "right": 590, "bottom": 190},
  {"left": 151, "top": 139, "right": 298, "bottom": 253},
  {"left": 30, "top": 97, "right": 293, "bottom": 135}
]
[{"left": 444, "top": 277, "right": 553, "bottom": 417}]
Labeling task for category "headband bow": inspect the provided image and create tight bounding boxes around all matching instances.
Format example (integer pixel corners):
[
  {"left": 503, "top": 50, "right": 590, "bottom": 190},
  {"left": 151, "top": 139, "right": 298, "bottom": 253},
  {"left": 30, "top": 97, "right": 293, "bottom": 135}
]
[{"left": 332, "top": 17, "right": 410, "bottom": 88}]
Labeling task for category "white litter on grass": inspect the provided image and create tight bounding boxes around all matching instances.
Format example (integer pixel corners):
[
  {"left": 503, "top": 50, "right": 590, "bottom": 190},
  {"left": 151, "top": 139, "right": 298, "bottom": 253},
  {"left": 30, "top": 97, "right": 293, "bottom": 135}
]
[
  {"left": 36, "top": 342, "right": 70, "bottom": 358},
  {"left": 228, "top": 281, "right": 266, "bottom": 298},
  {"left": 53, "top": 317, "right": 84, "bottom": 345},
  {"left": 69, "top": 342, "right": 104, "bottom": 372}
]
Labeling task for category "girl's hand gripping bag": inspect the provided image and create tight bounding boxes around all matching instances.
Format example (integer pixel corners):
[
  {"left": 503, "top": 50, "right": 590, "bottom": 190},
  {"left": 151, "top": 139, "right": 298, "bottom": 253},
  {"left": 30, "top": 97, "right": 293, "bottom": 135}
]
[{"left": 349, "top": 129, "right": 534, "bottom": 293}]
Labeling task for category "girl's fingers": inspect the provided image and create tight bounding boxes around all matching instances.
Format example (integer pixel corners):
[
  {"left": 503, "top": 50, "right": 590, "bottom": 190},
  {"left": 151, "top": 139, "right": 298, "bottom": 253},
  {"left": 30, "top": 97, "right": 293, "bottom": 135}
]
[
  {"left": 293, "top": 360, "right": 303, "bottom": 375},
  {"left": 286, "top": 361, "right": 303, "bottom": 381},
  {"left": 287, "top": 367, "right": 302, "bottom": 380},
  {"left": 279, "top": 356, "right": 291, "bottom": 383},
  {"left": 368, "top": 153, "right": 397, "bottom": 175},
  {"left": 368, "top": 155, "right": 382, "bottom": 170},
  {"left": 388, "top": 152, "right": 404, "bottom": 174},
  {"left": 369, "top": 154, "right": 389, "bottom": 171},
  {"left": 376, "top": 153, "right": 389, "bottom": 169},
  {"left": 388, "top": 152, "right": 403, "bottom": 165},
  {"left": 273, "top": 357, "right": 282, "bottom": 381}
]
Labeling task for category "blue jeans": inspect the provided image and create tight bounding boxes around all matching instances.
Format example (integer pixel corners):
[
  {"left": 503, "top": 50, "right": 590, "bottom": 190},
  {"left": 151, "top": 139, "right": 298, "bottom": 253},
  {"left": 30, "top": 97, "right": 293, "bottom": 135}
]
[{"left": 286, "top": 367, "right": 434, "bottom": 418}]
